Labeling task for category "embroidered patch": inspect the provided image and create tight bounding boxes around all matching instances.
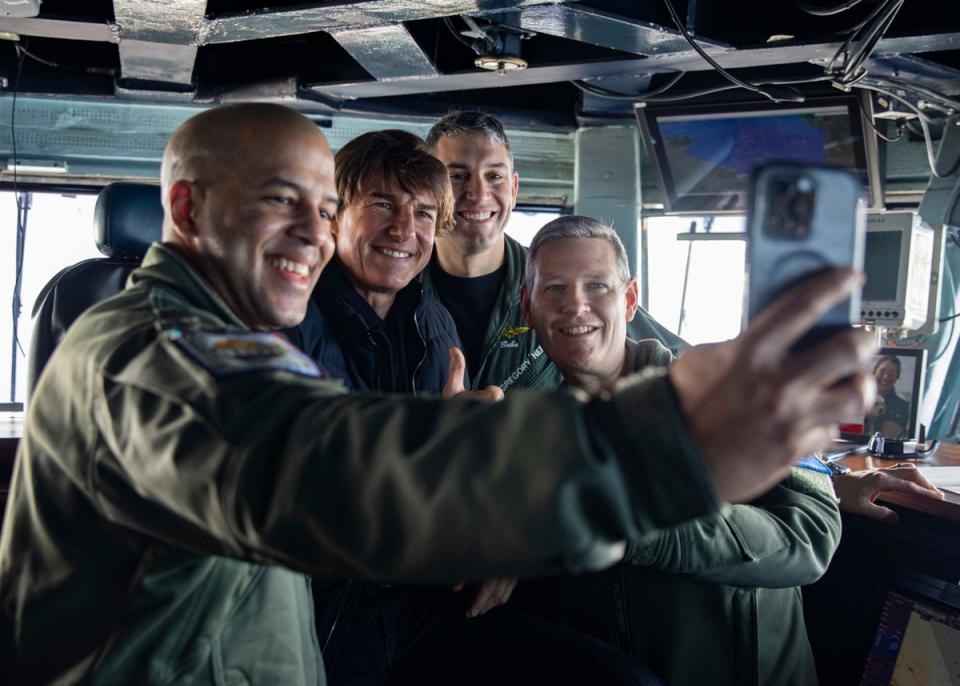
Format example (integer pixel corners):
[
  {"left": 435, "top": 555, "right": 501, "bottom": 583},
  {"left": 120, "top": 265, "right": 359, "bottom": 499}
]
[
  {"left": 170, "top": 328, "right": 322, "bottom": 378},
  {"left": 500, "top": 325, "right": 530, "bottom": 340},
  {"left": 499, "top": 340, "right": 520, "bottom": 349}
]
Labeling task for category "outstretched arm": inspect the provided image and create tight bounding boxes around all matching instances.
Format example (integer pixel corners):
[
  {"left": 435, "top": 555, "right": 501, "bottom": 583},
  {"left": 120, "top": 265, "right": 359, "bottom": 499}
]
[{"left": 629, "top": 468, "right": 841, "bottom": 588}]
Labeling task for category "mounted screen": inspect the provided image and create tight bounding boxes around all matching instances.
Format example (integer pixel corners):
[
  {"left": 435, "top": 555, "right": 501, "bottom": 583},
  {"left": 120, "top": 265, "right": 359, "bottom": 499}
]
[
  {"left": 637, "top": 95, "right": 880, "bottom": 213},
  {"left": 839, "top": 347, "right": 926, "bottom": 442}
]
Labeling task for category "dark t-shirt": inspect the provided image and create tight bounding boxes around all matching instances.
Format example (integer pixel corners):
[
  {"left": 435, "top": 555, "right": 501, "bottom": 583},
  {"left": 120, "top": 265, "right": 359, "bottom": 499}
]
[
  {"left": 876, "top": 389, "right": 911, "bottom": 437},
  {"left": 430, "top": 261, "right": 508, "bottom": 378}
]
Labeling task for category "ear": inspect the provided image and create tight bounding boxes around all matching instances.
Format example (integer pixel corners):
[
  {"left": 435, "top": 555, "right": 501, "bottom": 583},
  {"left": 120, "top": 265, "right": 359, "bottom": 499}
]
[
  {"left": 624, "top": 277, "right": 639, "bottom": 323},
  {"left": 510, "top": 171, "right": 519, "bottom": 208},
  {"left": 520, "top": 284, "right": 533, "bottom": 326},
  {"left": 168, "top": 179, "right": 201, "bottom": 241}
]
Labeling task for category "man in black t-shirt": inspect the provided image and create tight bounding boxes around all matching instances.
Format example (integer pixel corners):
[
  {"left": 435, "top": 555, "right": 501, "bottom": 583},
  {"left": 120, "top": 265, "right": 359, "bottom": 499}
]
[{"left": 423, "top": 112, "right": 563, "bottom": 391}]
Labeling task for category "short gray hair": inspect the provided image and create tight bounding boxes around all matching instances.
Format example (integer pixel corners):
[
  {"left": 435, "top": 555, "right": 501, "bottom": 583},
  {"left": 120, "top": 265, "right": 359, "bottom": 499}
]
[
  {"left": 426, "top": 111, "right": 513, "bottom": 164},
  {"left": 525, "top": 215, "right": 631, "bottom": 287}
]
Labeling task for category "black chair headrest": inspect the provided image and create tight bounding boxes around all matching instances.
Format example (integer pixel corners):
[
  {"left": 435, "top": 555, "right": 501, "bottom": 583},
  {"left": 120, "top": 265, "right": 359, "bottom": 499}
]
[{"left": 94, "top": 182, "right": 164, "bottom": 259}]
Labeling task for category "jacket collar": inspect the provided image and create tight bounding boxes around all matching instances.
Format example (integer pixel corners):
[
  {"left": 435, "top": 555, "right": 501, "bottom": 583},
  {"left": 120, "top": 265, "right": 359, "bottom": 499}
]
[
  {"left": 130, "top": 242, "right": 248, "bottom": 329},
  {"left": 314, "top": 257, "right": 424, "bottom": 331}
]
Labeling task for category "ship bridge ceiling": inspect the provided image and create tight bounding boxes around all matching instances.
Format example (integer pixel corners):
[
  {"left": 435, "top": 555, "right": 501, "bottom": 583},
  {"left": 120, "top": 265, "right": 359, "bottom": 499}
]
[
  {"left": 0, "top": 0, "right": 952, "bottom": 129},
  {"left": 0, "top": 0, "right": 954, "bottom": 205}
]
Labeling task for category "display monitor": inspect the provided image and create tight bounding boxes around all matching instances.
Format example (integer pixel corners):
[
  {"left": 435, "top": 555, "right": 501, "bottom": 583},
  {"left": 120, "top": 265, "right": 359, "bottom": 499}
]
[
  {"left": 861, "top": 211, "right": 939, "bottom": 331},
  {"left": 637, "top": 94, "right": 882, "bottom": 213},
  {"left": 860, "top": 572, "right": 960, "bottom": 685},
  {"left": 840, "top": 347, "right": 926, "bottom": 442}
]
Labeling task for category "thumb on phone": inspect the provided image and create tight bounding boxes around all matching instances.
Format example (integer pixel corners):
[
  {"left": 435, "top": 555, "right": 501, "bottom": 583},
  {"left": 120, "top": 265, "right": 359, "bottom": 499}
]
[{"left": 443, "top": 347, "right": 467, "bottom": 398}]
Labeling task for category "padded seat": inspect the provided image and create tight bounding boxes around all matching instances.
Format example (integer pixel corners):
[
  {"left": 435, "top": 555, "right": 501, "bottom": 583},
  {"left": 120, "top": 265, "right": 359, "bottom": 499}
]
[{"left": 27, "top": 182, "right": 163, "bottom": 399}]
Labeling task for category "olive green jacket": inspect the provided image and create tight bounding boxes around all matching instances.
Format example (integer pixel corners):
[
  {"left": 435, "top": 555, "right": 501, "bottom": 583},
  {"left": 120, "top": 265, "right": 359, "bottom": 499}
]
[
  {"left": 0, "top": 244, "right": 719, "bottom": 685},
  {"left": 422, "top": 234, "right": 563, "bottom": 391},
  {"left": 520, "top": 340, "right": 840, "bottom": 686}
]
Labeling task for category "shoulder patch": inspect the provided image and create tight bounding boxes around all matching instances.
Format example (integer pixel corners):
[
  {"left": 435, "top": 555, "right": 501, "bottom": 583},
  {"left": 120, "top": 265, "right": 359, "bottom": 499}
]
[{"left": 170, "top": 328, "right": 323, "bottom": 379}]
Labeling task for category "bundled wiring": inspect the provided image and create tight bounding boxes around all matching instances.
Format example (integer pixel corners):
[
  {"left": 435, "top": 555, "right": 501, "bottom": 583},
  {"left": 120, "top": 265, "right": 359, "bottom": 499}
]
[
  {"left": 867, "top": 75, "right": 960, "bottom": 114},
  {"left": 660, "top": 0, "right": 805, "bottom": 103},
  {"left": 826, "top": 0, "right": 904, "bottom": 87},
  {"left": 858, "top": 81, "right": 960, "bottom": 178},
  {"left": 573, "top": 74, "right": 828, "bottom": 103}
]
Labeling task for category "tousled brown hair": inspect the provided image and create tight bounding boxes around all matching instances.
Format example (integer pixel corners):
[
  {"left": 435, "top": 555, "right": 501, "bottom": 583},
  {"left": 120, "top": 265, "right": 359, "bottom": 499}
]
[{"left": 335, "top": 129, "right": 454, "bottom": 232}]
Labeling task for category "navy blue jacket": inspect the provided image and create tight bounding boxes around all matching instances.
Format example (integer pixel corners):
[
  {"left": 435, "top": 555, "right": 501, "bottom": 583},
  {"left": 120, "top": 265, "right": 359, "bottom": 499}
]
[{"left": 285, "top": 259, "right": 467, "bottom": 394}]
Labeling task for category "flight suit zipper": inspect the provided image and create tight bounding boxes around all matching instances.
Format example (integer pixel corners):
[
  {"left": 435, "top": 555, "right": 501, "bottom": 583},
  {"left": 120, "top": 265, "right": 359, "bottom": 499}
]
[{"left": 411, "top": 310, "right": 425, "bottom": 396}]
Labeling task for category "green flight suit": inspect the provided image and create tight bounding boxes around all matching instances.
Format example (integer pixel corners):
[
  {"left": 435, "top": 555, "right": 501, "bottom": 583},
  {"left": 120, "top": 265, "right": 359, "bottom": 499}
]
[
  {"left": 422, "top": 234, "right": 563, "bottom": 391},
  {"left": 1, "top": 244, "right": 719, "bottom": 684},
  {"left": 519, "top": 339, "right": 840, "bottom": 686}
]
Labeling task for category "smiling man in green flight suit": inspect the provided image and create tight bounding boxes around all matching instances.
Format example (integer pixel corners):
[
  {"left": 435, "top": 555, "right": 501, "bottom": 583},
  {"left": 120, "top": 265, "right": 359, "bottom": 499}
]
[{"left": 1, "top": 104, "right": 874, "bottom": 685}]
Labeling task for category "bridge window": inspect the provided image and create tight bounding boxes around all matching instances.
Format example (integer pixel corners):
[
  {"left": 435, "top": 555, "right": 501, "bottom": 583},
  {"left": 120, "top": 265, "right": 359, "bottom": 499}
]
[
  {"left": 0, "top": 190, "right": 100, "bottom": 407},
  {"left": 505, "top": 207, "right": 566, "bottom": 247},
  {"left": 643, "top": 215, "right": 747, "bottom": 345}
]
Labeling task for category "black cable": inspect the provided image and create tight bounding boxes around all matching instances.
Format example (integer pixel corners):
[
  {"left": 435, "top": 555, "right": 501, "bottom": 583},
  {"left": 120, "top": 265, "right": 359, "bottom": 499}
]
[
  {"left": 661, "top": 0, "right": 804, "bottom": 103},
  {"left": 574, "top": 75, "right": 828, "bottom": 103},
  {"left": 827, "top": 0, "right": 902, "bottom": 84},
  {"left": 915, "top": 440, "right": 940, "bottom": 458},
  {"left": 856, "top": 83, "right": 959, "bottom": 178},
  {"left": 840, "top": 0, "right": 903, "bottom": 82},
  {"left": 571, "top": 71, "right": 686, "bottom": 101},
  {"left": 16, "top": 43, "right": 116, "bottom": 76},
  {"left": 868, "top": 75, "right": 960, "bottom": 113},
  {"left": 443, "top": 16, "right": 476, "bottom": 51},
  {"left": 862, "top": 113, "right": 903, "bottom": 142},
  {"left": 9, "top": 43, "right": 25, "bottom": 400},
  {"left": 795, "top": 0, "right": 867, "bottom": 15},
  {"left": 928, "top": 314, "right": 955, "bottom": 364},
  {"left": 939, "top": 311, "right": 960, "bottom": 324},
  {"left": 13, "top": 193, "right": 28, "bottom": 358}
]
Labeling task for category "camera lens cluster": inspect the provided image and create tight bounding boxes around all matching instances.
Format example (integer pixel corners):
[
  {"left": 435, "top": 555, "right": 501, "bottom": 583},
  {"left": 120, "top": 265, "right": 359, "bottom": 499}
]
[{"left": 767, "top": 176, "right": 816, "bottom": 240}]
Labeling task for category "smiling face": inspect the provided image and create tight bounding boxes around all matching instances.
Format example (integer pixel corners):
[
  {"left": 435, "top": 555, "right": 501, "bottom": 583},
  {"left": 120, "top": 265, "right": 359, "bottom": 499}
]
[
  {"left": 874, "top": 358, "right": 900, "bottom": 396},
  {"left": 432, "top": 131, "right": 518, "bottom": 256},
  {"left": 522, "top": 237, "right": 638, "bottom": 391},
  {"left": 169, "top": 112, "right": 339, "bottom": 330},
  {"left": 334, "top": 182, "right": 438, "bottom": 304}
]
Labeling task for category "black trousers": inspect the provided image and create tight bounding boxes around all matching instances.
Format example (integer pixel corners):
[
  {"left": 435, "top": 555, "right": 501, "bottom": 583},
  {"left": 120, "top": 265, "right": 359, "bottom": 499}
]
[{"left": 314, "top": 581, "right": 660, "bottom": 686}]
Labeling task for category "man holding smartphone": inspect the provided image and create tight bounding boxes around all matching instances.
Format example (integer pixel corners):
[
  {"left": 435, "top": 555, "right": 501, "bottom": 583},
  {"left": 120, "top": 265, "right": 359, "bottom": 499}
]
[
  {"left": 517, "top": 215, "right": 841, "bottom": 685},
  {"left": 1, "top": 104, "right": 876, "bottom": 685}
]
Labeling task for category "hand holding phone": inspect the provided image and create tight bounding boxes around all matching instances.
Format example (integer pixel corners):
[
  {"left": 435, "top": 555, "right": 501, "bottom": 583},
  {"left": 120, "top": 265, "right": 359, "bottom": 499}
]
[{"left": 746, "top": 162, "right": 866, "bottom": 350}]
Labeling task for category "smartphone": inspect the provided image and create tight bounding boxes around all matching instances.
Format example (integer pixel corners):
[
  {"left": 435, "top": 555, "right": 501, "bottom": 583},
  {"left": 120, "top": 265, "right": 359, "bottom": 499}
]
[{"left": 746, "top": 162, "right": 866, "bottom": 350}]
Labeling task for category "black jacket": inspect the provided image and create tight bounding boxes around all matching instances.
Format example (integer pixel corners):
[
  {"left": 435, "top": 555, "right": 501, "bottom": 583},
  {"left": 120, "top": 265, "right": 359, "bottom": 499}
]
[{"left": 286, "top": 258, "right": 466, "bottom": 394}]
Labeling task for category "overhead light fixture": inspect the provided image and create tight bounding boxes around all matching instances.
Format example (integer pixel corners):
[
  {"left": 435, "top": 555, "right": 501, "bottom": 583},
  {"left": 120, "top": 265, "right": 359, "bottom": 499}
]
[
  {"left": 455, "top": 14, "right": 532, "bottom": 76},
  {"left": 474, "top": 55, "right": 528, "bottom": 75},
  {"left": 6, "top": 159, "right": 68, "bottom": 174}
]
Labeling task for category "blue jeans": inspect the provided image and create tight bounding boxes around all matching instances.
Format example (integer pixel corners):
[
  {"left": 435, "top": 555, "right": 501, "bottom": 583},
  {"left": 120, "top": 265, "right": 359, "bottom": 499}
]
[{"left": 314, "top": 581, "right": 661, "bottom": 686}]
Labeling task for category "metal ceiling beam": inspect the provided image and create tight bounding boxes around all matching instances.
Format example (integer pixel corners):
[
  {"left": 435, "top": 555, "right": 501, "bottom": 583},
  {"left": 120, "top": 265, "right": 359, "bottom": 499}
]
[
  {"left": 0, "top": 17, "right": 117, "bottom": 42},
  {"left": 308, "top": 58, "right": 657, "bottom": 99},
  {"left": 202, "top": 0, "right": 575, "bottom": 45},
  {"left": 309, "top": 30, "right": 960, "bottom": 100},
  {"left": 113, "top": 0, "right": 206, "bottom": 86},
  {"left": 330, "top": 24, "right": 438, "bottom": 80},
  {"left": 517, "top": 4, "right": 719, "bottom": 56},
  {"left": 118, "top": 40, "right": 198, "bottom": 85}
]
